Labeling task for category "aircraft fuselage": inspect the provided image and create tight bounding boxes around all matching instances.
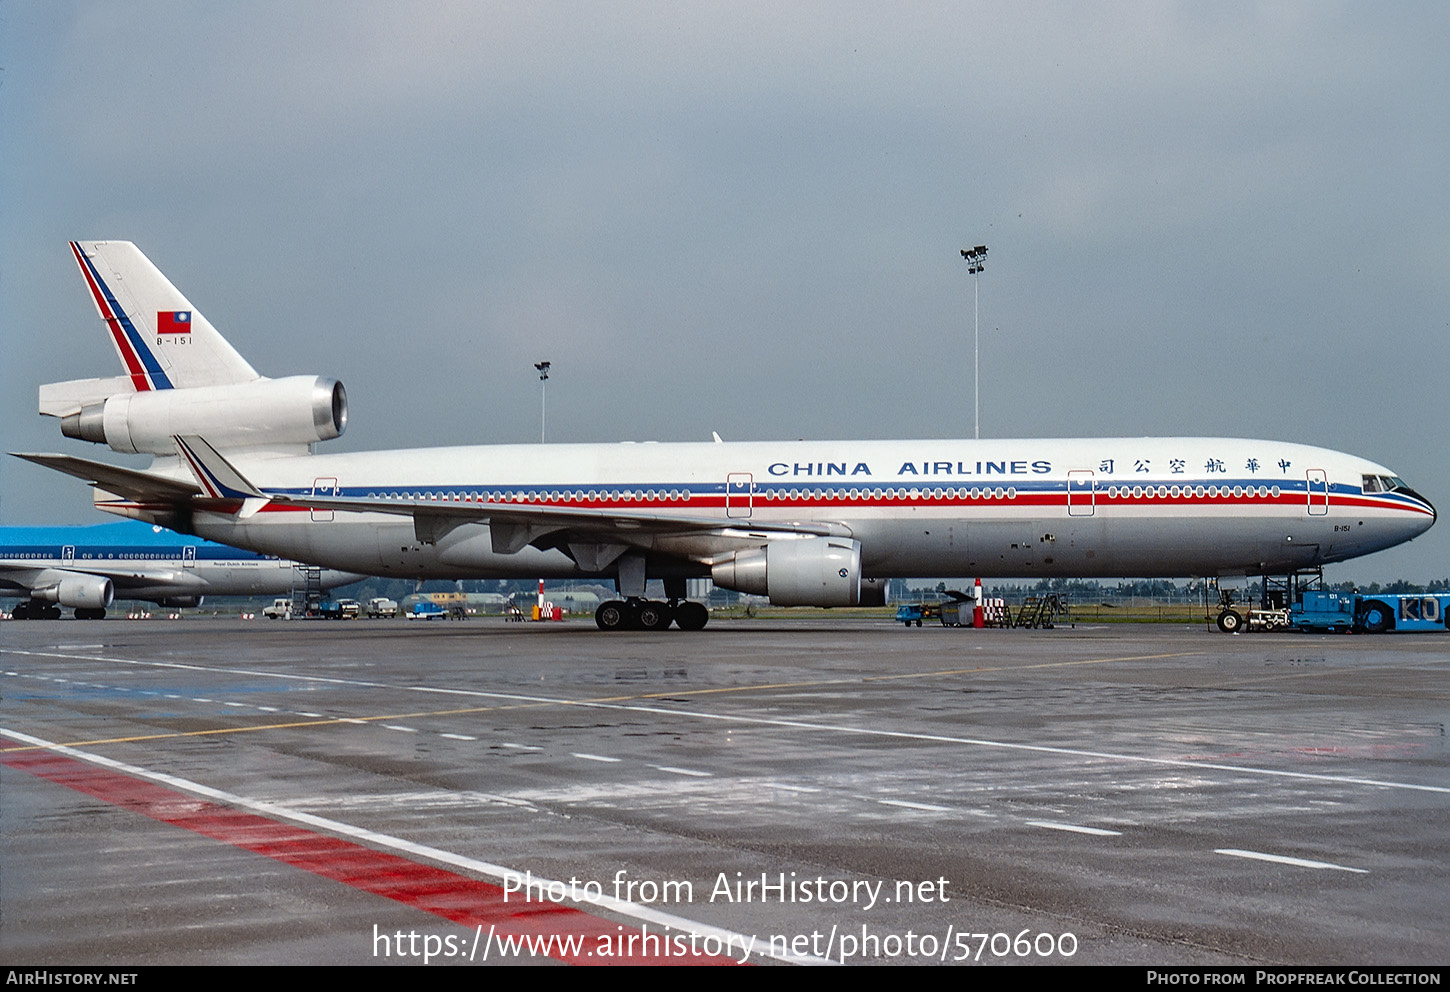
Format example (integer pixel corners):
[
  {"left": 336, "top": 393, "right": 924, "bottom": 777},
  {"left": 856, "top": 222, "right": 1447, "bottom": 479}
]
[{"left": 103, "top": 436, "right": 1435, "bottom": 582}]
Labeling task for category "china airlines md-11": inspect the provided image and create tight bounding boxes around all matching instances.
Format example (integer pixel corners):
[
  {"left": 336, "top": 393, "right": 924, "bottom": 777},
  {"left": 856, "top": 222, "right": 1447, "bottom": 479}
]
[{"left": 14, "top": 241, "right": 1436, "bottom": 630}]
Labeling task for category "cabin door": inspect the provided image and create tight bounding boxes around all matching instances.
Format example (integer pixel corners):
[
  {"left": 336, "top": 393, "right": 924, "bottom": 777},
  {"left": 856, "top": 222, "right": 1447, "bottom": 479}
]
[
  {"left": 311, "top": 477, "right": 339, "bottom": 522},
  {"left": 1067, "top": 470, "right": 1096, "bottom": 517},
  {"left": 726, "top": 473, "right": 754, "bottom": 518},
  {"left": 1306, "top": 469, "right": 1329, "bottom": 516}
]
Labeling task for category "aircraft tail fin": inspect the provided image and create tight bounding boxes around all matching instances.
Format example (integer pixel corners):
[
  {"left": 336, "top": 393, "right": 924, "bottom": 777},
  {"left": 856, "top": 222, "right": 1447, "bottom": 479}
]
[{"left": 68, "top": 241, "right": 258, "bottom": 393}]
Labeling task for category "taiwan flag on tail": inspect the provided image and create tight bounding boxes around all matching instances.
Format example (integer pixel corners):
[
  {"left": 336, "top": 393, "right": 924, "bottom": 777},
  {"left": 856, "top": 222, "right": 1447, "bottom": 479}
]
[{"left": 157, "top": 311, "right": 192, "bottom": 335}]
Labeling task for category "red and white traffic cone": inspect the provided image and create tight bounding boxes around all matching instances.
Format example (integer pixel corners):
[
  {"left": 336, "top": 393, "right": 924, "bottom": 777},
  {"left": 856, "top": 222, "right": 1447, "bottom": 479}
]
[{"left": 972, "top": 577, "right": 985, "bottom": 628}]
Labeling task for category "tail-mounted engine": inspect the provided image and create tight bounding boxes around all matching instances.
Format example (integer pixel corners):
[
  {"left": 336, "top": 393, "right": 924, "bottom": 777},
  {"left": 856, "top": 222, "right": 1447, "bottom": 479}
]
[{"left": 57, "top": 376, "right": 346, "bottom": 455}]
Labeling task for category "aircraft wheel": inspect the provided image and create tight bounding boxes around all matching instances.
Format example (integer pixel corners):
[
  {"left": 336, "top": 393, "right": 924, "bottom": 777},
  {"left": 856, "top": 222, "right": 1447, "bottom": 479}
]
[
  {"left": 1360, "top": 601, "right": 1393, "bottom": 634},
  {"left": 595, "top": 601, "right": 631, "bottom": 631},
  {"left": 75, "top": 608, "right": 106, "bottom": 620},
  {"left": 1216, "top": 609, "right": 1243, "bottom": 633},
  {"left": 636, "top": 601, "right": 672, "bottom": 631},
  {"left": 11, "top": 602, "right": 28, "bottom": 620},
  {"left": 674, "top": 602, "right": 709, "bottom": 631}
]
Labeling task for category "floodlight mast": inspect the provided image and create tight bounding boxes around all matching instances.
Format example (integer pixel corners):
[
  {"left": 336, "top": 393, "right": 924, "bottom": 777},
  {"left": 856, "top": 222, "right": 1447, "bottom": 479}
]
[
  {"left": 532, "top": 359, "right": 552, "bottom": 614},
  {"left": 959, "top": 244, "right": 989, "bottom": 628},
  {"left": 959, "top": 245, "right": 987, "bottom": 440},
  {"left": 534, "top": 361, "right": 551, "bottom": 443}
]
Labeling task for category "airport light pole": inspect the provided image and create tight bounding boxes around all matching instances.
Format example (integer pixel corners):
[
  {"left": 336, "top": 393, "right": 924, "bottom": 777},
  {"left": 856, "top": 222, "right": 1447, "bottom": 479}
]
[
  {"left": 960, "top": 245, "right": 988, "bottom": 625},
  {"left": 534, "top": 361, "right": 551, "bottom": 443},
  {"left": 532, "top": 360, "right": 551, "bottom": 619},
  {"left": 960, "top": 245, "right": 987, "bottom": 440}
]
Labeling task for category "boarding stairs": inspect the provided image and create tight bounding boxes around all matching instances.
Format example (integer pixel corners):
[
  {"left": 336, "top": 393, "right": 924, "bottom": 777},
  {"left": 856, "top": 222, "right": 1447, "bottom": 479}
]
[
  {"left": 1013, "top": 594, "right": 1068, "bottom": 629},
  {"left": 292, "top": 566, "right": 323, "bottom": 615}
]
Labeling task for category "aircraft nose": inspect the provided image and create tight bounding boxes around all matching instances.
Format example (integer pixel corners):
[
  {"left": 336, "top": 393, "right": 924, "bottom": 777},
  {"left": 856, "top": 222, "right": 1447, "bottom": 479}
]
[
  {"left": 1392, "top": 486, "right": 1437, "bottom": 542},
  {"left": 1400, "top": 487, "right": 1436, "bottom": 528}
]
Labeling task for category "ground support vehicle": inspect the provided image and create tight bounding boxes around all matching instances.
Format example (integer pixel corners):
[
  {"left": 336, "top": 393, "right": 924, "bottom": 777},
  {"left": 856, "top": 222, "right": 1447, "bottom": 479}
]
[
  {"left": 895, "top": 603, "right": 940, "bottom": 627},
  {"left": 318, "top": 599, "right": 361, "bottom": 620},
  {"left": 897, "top": 592, "right": 1010, "bottom": 629},
  {"left": 1214, "top": 587, "right": 1292, "bottom": 633},
  {"left": 366, "top": 597, "right": 398, "bottom": 618},
  {"left": 1215, "top": 589, "right": 1450, "bottom": 634},
  {"left": 1290, "top": 590, "right": 1450, "bottom": 634}
]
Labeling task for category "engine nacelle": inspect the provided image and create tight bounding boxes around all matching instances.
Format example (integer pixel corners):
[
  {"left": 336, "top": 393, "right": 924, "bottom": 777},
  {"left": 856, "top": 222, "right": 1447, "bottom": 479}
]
[
  {"left": 61, "top": 375, "right": 346, "bottom": 455},
  {"left": 34, "top": 573, "right": 115, "bottom": 609},
  {"left": 156, "top": 595, "right": 204, "bottom": 608},
  {"left": 712, "top": 537, "right": 864, "bottom": 607},
  {"left": 859, "top": 577, "right": 889, "bottom": 607}
]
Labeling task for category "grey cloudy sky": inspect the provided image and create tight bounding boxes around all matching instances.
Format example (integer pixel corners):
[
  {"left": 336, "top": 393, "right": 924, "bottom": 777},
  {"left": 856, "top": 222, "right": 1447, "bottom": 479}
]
[{"left": 3, "top": 2, "right": 1447, "bottom": 583}]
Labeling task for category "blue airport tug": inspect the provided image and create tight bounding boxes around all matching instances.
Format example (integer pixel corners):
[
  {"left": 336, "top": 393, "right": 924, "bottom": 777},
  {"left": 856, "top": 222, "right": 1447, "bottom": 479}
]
[
  {"left": 1289, "top": 590, "right": 1450, "bottom": 634},
  {"left": 895, "top": 602, "right": 941, "bottom": 627}
]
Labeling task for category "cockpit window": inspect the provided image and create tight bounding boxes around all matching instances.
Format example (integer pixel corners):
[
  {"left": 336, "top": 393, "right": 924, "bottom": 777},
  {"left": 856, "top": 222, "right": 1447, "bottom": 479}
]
[{"left": 1364, "top": 475, "right": 1407, "bottom": 494}]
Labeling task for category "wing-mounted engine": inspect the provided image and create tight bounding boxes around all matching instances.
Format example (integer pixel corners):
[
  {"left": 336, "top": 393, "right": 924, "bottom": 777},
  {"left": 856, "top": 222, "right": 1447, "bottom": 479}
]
[
  {"left": 712, "top": 536, "right": 870, "bottom": 607},
  {"left": 47, "top": 375, "right": 346, "bottom": 456},
  {"left": 156, "top": 595, "right": 204, "bottom": 608},
  {"left": 859, "top": 577, "right": 889, "bottom": 607},
  {"left": 32, "top": 571, "right": 114, "bottom": 609}
]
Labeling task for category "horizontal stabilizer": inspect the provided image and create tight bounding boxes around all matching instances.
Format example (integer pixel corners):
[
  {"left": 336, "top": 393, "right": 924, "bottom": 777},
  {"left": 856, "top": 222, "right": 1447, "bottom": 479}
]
[
  {"left": 39, "top": 376, "right": 136, "bottom": 417},
  {"left": 10, "top": 452, "right": 200, "bottom": 502}
]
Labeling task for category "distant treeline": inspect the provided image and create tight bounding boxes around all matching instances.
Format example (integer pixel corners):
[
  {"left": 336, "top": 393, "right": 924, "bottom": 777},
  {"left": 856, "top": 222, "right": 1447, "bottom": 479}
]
[{"left": 906, "top": 577, "right": 1450, "bottom": 603}]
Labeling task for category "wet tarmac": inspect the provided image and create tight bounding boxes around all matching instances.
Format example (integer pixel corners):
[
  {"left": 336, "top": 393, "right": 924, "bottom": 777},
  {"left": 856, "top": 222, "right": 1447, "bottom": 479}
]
[{"left": 2, "top": 616, "right": 1447, "bottom": 965}]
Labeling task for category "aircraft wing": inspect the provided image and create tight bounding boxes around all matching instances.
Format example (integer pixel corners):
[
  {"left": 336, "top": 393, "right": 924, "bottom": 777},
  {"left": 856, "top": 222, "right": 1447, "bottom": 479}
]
[
  {"left": 0, "top": 563, "right": 193, "bottom": 591},
  {"left": 0, "top": 565, "right": 48, "bottom": 596},
  {"left": 11, "top": 452, "right": 201, "bottom": 502},
  {"left": 170, "top": 435, "right": 845, "bottom": 558},
  {"left": 281, "top": 490, "right": 847, "bottom": 552}
]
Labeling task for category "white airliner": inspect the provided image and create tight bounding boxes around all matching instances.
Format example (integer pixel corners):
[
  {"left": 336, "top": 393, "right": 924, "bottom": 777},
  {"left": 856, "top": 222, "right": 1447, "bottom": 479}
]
[
  {"left": 0, "top": 520, "right": 362, "bottom": 619},
  {"left": 14, "top": 241, "right": 1436, "bottom": 630}
]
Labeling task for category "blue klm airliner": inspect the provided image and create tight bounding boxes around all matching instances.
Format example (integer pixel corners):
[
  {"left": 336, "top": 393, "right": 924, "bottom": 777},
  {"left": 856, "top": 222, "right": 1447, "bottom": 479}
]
[{"left": 1, "top": 520, "right": 361, "bottom": 619}]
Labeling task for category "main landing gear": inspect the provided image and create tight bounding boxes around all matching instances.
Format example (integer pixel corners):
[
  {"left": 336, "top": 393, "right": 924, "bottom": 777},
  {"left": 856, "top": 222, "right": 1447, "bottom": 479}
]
[
  {"left": 595, "top": 599, "right": 709, "bottom": 631},
  {"left": 8, "top": 601, "right": 101, "bottom": 620}
]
